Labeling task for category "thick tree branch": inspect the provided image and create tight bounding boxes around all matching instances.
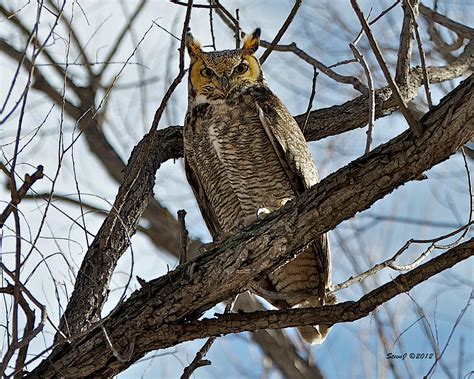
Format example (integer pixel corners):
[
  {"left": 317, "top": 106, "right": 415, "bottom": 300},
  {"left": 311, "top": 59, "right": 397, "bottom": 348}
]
[
  {"left": 162, "top": 238, "right": 474, "bottom": 344},
  {"left": 29, "top": 75, "right": 473, "bottom": 377},
  {"left": 54, "top": 126, "right": 184, "bottom": 340}
]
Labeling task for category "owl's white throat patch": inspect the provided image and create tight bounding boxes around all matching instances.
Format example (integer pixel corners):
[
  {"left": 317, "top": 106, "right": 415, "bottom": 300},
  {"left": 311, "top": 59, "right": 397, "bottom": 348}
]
[{"left": 193, "top": 94, "right": 225, "bottom": 106}]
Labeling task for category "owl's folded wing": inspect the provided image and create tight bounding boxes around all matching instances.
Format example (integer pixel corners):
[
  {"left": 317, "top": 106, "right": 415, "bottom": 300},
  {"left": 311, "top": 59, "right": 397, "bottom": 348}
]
[
  {"left": 254, "top": 89, "right": 319, "bottom": 193},
  {"left": 254, "top": 89, "right": 332, "bottom": 298},
  {"left": 184, "top": 156, "right": 223, "bottom": 240}
]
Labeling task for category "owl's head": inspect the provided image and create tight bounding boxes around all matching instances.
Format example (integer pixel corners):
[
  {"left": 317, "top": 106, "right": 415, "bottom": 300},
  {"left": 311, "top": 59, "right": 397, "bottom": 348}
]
[{"left": 185, "top": 28, "right": 263, "bottom": 103}]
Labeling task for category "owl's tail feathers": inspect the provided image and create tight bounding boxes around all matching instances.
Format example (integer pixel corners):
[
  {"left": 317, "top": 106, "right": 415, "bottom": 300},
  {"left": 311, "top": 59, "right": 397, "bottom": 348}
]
[
  {"left": 297, "top": 325, "right": 331, "bottom": 345},
  {"left": 295, "top": 292, "right": 336, "bottom": 345}
]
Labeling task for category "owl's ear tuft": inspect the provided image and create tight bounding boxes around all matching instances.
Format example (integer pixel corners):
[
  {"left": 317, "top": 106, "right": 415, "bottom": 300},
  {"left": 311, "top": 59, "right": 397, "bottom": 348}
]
[
  {"left": 185, "top": 32, "right": 203, "bottom": 61},
  {"left": 242, "top": 28, "right": 261, "bottom": 55}
]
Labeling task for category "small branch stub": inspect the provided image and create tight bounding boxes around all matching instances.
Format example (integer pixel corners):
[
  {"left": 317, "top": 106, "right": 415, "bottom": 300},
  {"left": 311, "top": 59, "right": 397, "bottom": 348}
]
[{"left": 178, "top": 209, "right": 189, "bottom": 264}]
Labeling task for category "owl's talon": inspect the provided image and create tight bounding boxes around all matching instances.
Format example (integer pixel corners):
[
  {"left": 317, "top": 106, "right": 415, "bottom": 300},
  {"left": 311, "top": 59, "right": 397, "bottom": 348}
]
[
  {"left": 256, "top": 207, "right": 271, "bottom": 220},
  {"left": 279, "top": 197, "right": 293, "bottom": 207}
]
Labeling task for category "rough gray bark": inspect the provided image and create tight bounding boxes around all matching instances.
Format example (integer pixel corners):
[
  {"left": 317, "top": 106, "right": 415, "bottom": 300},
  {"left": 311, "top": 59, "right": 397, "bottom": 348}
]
[
  {"left": 29, "top": 74, "right": 473, "bottom": 377},
  {"left": 56, "top": 126, "right": 184, "bottom": 340}
]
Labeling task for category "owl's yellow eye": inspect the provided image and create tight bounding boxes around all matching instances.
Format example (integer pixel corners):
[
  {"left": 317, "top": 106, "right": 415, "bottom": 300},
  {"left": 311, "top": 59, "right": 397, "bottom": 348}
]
[
  {"left": 200, "top": 67, "right": 214, "bottom": 78},
  {"left": 234, "top": 63, "right": 249, "bottom": 75}
]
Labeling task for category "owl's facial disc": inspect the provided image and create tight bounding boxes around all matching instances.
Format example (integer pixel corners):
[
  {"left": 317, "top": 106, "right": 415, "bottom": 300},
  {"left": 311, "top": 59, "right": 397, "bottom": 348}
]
[
  {"left": 189, "top": 55, "right": 261, "bottom": 102},
  {"left": 186, "top": 28, "right": 262, "bottom": 103}
]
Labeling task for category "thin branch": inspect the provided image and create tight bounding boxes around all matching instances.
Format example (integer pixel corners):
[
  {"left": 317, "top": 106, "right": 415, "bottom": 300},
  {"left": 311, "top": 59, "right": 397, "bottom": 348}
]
[
  {"left": 301, "top": 68, "right": 318, "bottom": 133},
  {"left": 209, "top": 5, "right": 216, "bottom": 50},
  {"left": 170, "top": 0, "right": 214, "bottom": 8},
  {"left": 47, "top": 0, "right": 94, "bottom": 79},
  {"left": 234, "top": 9, "right": 240, "bottom": 49},
  {"left": 260, "top": 40, "right": 368, "bottom": 93},
  {"left": 182, "top": 294, "right": 234, "bottom": 378},
  {"left": 396, "top": 0, "right": 419, "bottom": 86},
  {"left": 351, "top": 0, "right": 423, "bottom": 136},
  {"left": 425, "top": 291, "right": 473, "bottom": 378},
  {"left": 180, "top": 337, "right": 214, "bottom": 379},
  {"left": 101, "top": 325, "right": 135, "bottom": 363},
  {"left": 406, "top": 0, "right": 433, "bottom": 108},
  {"left": 419, "top": 3, "right": 474, "bottom": 39},
  {"left": 149, "top": 0, "right": 193, "bottom": 132},
  {"left": 353, "top": 0, "right": 401, "bottom": 45},
  {"left": 331, "top": 221, "right": 473, "bottom": 293},
  {"left": 0, "top": 165, "right": 44, "bottom": 227},
  {"left": 97, "top": 0, "right": 148, "bottom": 78},
  {"left": 349, "top": 43, "right": 375, "bottom": 154},
  {"left": 259, "top": 0, "right": 302, "bottom": 64}
]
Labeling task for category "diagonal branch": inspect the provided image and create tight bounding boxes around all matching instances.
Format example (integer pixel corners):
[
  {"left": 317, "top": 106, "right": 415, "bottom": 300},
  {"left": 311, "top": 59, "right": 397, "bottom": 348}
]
[
  {"left": 351, "top": 0, "right": 422, "bottom": 136},
  {"left": 29, "top": 74, "right": 474, "bottom": 377},
  {"left": 396, "top": 0, "right": 419, "bottom": 86},
  {"left": 97, "top": 0, "right": 148, "bottom": 78},
  {"left": 259, "top": 0, "right": 302, "bottom": 64},
  {"left": 419, "top": 3, "right": 474, "bottom": 39},
  {"left": 260, "top": 41, "right": 368, "bottom": 93},
  {"left": 0, "top": 165, "right": 44, "bottom": 228}
]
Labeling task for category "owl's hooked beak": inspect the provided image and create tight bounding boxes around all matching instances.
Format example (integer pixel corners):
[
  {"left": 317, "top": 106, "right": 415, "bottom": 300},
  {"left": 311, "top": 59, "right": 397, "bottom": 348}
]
[{"left": 220, "top": 75, "right": 230, "bottom": 92}]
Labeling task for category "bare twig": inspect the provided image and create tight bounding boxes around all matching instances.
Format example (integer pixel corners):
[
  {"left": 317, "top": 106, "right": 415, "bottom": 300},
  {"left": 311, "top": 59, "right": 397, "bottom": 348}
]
[
  {"left": 425, "top": 291, "right": 473, "bottom": 378},
  {"left": 349, "top": 43, "right": 375, "bottom": 153},
  {"left": 209, "top": 5, "right": 216, "bottom": 50},
  {"left": 101, "top": 325, "right": 135, "bottom": 363},
  {"left": 150, "top": 0, "right": 193, "bottom": 132},
  {"left": 260, "top": 41, "right": 367, "bottom": 93},
  {"left": 330, "top": 222, "right": 473, "bottom": 294},
  {"left": 152, "top": 20, "right": 181, "bottom": 41},
  {"left": 0, "top": 165, "right": 44, "bottom": 227},
  {"left": 405, "top": 0, "right": 433, "bottom": 109},
  {"left": 0, "top": 264, "right": 48, "bottom": 377},
  {"left": 301, "top": 68, "right": 318, "bottom": 133},
  {"left": 419, "top": 3, "right": 474, "bottom": 39},
  {"left": 47, "top": 0, "right": 94, "bottom": 79},
  {"left": 180, "top": 300, "right": 233, "bottom": 379},
  {"left": 353, "top": 0, "right": 401, "bottom": 44},
  {"left": 180, "top": 337, "right": 214, "bottom": 379},
  {"left": 170, "top": 0, "right": 214, "bottom": 8},
  {"left": 396, "top": 0, "right": 419, "bottom": 86},
  {"left": 97, "top": 0, "right": 148, "bottom": 78},
  {"left": 178, "top": 210, "right": 189, "bottom": 264},
  {"left": 351, "top": 0, "right": 423, "bottom": 136},
  {"left": 235, "top": 9, "right": 240, "bottom": 49},
  {"left": 259, "top": 0, "right": 302, "bottom": 64}
]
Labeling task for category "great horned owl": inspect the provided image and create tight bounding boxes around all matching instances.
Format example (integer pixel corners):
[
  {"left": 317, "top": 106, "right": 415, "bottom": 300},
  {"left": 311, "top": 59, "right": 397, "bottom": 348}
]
[{"left": 183, "top": 28, "right": 333, "bottom": 344}]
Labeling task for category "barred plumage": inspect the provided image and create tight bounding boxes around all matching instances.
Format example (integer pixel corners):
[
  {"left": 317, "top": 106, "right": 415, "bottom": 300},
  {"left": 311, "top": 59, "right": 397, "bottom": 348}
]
[{"left": 183, "top": 29, "right": 334, "bottom": 344}]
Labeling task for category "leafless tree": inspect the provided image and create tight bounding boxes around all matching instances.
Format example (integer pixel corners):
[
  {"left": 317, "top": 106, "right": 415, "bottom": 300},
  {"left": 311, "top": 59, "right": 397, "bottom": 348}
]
[{"left": 1, "top": 1, "right": 472, "bottom": 378}]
